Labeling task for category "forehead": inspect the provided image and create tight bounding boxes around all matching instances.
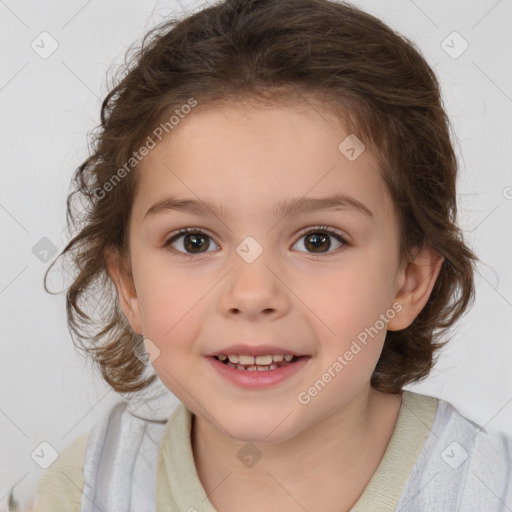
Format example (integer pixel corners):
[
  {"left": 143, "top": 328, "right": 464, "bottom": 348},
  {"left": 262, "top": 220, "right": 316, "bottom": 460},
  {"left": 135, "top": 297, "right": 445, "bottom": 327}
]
[{"left": 133, "top": 101, "right": 394, "bottom": 225}]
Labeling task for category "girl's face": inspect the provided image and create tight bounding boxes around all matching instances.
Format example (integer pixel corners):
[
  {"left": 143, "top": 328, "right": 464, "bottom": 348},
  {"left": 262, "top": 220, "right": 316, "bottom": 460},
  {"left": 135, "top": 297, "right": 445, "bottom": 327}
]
[{"left": 113, "top": 100, "right": 433, "bottom": 443}]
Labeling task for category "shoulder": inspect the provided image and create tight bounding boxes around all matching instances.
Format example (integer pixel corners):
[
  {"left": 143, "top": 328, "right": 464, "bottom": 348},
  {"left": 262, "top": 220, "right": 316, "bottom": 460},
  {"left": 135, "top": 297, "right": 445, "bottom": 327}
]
[
  {"left": 397, "top": 391, "right": 512, "bottom": 511},
  {"left": 432, "top": 394, "right": 512, "bottom": 471},
  {"left": 436, "top": 397, "right": 512, "bottom": 506},
  {"left": 32, "top": 393, "right": 174, "bottom": 512},
  {"left": 33, "top": 430, "right": 90, "bottom": 512}
]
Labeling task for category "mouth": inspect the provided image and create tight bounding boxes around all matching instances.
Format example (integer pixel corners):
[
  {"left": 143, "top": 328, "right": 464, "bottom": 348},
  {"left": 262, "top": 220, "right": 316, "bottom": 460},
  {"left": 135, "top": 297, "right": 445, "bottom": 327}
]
[
  {"left": 207, "top": 352, "right": 311, "bottom": 389},
  {"left": 211, "top": 353, "right": 306, "bottom": 372}
]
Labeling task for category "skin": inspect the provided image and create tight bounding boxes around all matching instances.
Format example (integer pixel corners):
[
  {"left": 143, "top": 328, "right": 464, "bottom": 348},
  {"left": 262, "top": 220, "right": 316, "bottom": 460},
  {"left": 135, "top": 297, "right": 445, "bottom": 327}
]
[{"left": 107, "top": 98, "right": 443, "bottom": 512}]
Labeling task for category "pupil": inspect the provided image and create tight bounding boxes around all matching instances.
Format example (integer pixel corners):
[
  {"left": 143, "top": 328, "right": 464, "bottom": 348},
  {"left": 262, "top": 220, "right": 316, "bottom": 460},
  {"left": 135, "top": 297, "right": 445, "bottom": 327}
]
[
  {"left": 306, "top": 232, "right": 330, "bottom": 252},
  {"left": 185, "top": 233, "right": 208, "bottom": 253}
]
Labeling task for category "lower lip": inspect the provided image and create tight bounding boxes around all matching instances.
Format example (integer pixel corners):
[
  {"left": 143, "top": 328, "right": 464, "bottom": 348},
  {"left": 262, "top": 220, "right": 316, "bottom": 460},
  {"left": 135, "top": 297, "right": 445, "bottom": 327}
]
[{"left": 206, "top": 356, "right": 311, "bottom": 389}]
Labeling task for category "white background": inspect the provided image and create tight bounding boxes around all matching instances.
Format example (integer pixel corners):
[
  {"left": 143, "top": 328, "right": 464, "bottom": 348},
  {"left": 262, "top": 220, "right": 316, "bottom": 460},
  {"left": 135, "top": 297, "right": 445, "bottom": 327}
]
[{"left": 1, "top": 0, "right": 511, "bottom": 508}]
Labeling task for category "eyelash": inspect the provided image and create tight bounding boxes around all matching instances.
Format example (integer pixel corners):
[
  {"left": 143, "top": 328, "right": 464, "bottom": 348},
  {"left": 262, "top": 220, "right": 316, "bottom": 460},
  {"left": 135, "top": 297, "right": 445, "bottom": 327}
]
[{"left": 163, "top": 226, "right": 350, "bottom": 258}]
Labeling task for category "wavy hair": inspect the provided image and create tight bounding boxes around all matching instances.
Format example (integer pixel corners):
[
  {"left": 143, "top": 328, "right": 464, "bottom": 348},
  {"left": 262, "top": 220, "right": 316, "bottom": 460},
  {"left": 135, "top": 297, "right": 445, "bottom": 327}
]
[{"left": 45, "top": 0, "right": 477, "bottom": 394}]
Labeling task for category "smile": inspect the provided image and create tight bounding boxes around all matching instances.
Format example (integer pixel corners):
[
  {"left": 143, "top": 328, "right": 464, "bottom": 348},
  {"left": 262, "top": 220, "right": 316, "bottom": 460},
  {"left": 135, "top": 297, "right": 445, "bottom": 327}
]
[
  {"left": 214, "top": 353, "right": 299, "bottom": 371},
  {"left": 207, "top": 354, "right": 311, "bottom": 388}
]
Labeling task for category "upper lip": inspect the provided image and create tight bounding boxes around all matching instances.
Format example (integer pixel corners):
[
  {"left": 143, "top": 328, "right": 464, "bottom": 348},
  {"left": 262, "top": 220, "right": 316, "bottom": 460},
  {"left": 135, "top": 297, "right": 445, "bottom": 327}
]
[{"left": 206, "top": 344, "right": 306, "bottom": 357}]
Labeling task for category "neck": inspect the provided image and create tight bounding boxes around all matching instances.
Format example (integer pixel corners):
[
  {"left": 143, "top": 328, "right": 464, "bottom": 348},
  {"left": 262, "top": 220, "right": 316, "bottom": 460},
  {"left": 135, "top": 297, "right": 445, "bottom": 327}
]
[{"left": 191, "top": 385, "right": 402, "bottom": 512}]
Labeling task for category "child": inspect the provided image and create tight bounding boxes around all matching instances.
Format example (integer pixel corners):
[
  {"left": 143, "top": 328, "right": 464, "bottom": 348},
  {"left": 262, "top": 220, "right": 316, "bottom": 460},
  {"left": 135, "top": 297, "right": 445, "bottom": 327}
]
[{"left": 29, "top": 0, "right": 512, "bottom": 510}]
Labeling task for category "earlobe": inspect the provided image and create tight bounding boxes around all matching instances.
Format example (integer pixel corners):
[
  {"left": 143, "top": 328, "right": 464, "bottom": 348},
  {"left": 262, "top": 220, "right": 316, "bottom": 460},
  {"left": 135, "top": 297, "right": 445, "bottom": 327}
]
[
  {"left": 105, "top": 248, "right": 143, "bottom": 335},
  {"left": 387, "top": 244, "right": 444, "bottom": 331}
]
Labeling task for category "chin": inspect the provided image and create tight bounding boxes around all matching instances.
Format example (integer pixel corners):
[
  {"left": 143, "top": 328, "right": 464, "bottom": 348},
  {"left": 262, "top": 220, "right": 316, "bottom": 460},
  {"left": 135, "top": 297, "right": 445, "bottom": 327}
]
[
  {"left": 217, "top": 408, "right": 302, "bottom": 445},
  {"left": 227, "top": 425, "right": 296, "bottom": 445}
]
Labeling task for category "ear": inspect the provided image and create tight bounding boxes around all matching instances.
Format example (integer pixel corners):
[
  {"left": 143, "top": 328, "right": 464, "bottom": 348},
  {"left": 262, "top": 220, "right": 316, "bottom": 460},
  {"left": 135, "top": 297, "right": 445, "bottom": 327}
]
[
  {"left": 386, "top": 243, "right": 444, "bottom": 331},
  {"left": 105, "top": 248, "right": 143, "bottom": 335}
]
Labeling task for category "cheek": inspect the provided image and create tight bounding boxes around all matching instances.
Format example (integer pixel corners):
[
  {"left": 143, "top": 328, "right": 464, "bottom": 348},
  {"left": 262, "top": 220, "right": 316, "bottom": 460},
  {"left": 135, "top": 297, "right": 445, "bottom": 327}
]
[
  {"left": 144, "top": 300, "right": 207, "bottom": 389},
  {"left": 131, "top": 249, "right": 190, "bottom": 327},
  {"left": 138, "top": 283, "right": 203, "bottom": 344},
  {"left": 300, "top": 255, "right": 397, "bottom": 366},
  {"left": 132, "top": 260, "right": 212, "bottom": 354},
  {"left": 131, "top": 276, "right": 187, "bottom": 356},
  {"left": 309, "top": 261, "right": 395, "bottom": 329}
]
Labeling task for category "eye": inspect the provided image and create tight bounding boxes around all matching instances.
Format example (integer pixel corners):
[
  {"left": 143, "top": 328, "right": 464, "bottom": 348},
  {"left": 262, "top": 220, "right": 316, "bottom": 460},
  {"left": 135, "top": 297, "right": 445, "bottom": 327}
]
[
  {"left": 164, "top": 228, "right": 218, "bottom": 257},
  {"left": 164, "top": 226, "right": 350, "bottom": 258},
  {"left": 292, "top": 226, "right": 349, "bottom": 256}
]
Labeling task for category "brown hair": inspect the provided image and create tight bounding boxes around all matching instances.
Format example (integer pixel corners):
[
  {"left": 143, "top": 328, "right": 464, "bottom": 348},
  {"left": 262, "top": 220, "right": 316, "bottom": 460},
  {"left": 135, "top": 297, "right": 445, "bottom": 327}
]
[{"left": 45, "top": 0, "right": 477, "bottom": 394}]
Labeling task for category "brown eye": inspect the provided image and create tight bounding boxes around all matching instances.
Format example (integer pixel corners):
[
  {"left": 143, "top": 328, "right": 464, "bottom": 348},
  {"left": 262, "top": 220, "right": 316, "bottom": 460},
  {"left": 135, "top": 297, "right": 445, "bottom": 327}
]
[
  {"left": 165, "top": 229, "right": 218, "bottom": 255},
  {"left": 305, "top": 232, "right": 330, "bottom": 252},
  {"left": 293, "top": 227, "right": 349, "bottom": 255}
]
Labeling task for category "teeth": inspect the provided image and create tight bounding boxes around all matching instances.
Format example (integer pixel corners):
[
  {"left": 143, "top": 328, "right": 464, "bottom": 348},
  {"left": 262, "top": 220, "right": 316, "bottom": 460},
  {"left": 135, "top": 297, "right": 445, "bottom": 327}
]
[
  {"left": 222, "top": 354, "right": 295, "bottom": 364},
  {"left": 217, "top": 353, "right": 298, "bottom": 371},
  {"left": 255, "top": 365, "right": 278, "bottom": 371},
  {"left": 255, "top": 355, "right": 273, "bottom": 365},
  {"left": 236, "top": 364, "right": 279, "bottom": 371},
  {"left": 238, "top": 355, "right": 255, "bottom": 365}
]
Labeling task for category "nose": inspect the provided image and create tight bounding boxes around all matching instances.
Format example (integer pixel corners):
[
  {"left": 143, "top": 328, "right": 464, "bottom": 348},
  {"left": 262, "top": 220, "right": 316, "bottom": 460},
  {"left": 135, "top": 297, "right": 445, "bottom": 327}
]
[{"left": 217, "top": 252, "right": 291, "bottom": 320}]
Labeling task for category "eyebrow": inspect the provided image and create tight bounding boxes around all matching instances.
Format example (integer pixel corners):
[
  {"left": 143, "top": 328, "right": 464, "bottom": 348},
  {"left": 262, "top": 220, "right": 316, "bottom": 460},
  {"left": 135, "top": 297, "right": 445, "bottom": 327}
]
[{"left": 144, "top": 193, "right": 374, "bottom": 221}]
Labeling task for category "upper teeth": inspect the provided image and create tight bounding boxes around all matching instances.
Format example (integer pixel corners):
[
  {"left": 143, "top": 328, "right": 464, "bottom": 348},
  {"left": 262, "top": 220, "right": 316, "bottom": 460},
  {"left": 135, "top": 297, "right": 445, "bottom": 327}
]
[{"left": 218, "top": 354, "right": 295, "bottom": 364}]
